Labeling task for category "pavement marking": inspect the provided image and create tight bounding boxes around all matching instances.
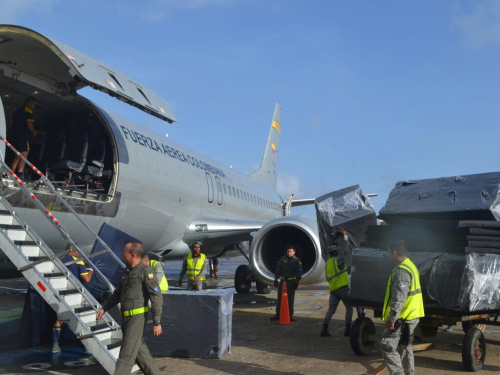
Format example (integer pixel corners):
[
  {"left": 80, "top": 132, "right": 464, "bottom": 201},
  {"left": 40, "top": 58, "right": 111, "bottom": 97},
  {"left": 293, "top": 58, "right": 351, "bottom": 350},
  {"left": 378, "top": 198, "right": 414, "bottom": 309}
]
[{"left": 233, "top": 309, "right": 275, "bottom": 314}]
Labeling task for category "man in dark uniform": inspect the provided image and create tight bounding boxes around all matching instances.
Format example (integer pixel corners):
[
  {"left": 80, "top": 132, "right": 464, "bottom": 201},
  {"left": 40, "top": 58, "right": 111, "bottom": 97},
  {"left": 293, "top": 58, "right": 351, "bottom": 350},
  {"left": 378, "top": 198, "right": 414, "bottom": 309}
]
[
  {"left": 96, "top": 242, "right": 162, "bottom": 375},
  {"left": 52, "top": 243, "right": 93, "bottom": 353},
  {"left": 10, "top": 96, "right": 38, "bottom": 178},
  {"left": 270, "top": 246, "right": 302, "bottom": 322}
]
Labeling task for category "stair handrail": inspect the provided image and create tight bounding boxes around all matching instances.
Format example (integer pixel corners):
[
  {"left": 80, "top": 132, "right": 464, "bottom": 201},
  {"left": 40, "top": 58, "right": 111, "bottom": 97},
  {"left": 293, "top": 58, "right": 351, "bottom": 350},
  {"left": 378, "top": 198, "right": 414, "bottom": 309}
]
[
  {"left": 0, "top": 134, "right": 125, "bottom": 269},
  {"left": 0, "top": 210, "right": 117, "bottom": 334},
  {"left": 0, "top": 135, "right": 125, "bottom": 293}
]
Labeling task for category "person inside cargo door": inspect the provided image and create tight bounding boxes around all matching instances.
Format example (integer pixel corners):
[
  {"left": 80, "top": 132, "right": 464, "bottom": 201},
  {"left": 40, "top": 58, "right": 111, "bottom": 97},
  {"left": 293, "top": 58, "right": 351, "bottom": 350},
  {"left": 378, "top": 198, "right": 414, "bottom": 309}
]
[
  {"left": 9, "top": 96, "right": 38, "bottom": 179},
  {"left": 380, "top": 239, "right": 425, "bottom": 375}
]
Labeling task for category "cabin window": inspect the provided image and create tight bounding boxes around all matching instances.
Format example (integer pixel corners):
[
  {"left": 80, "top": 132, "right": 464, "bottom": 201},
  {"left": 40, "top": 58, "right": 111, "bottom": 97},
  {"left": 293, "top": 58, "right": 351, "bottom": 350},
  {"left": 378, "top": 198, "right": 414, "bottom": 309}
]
[
  {"left": 237, "top": 189, "right": 240, "bottom": 199},
  {"left": 223, "top": 183, "right": 227, "bottom": 194}
]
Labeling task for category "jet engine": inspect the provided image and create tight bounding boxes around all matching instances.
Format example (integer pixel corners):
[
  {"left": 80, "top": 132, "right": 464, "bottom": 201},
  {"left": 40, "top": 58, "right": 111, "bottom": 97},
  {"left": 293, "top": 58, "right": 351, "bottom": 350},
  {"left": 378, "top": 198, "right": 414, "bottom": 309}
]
[{"left": 248, "top": 215, "right": 325, "bottom": 288}]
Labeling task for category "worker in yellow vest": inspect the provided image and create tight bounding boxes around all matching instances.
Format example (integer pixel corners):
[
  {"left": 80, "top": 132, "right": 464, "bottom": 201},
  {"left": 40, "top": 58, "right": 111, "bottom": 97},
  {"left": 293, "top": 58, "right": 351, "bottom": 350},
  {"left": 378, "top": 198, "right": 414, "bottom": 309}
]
[
  {"left": 320, "top": 245, "right": 353, "bottom": 337},
  {"left": 178, "top": 242, "right": 207, "bottom": 291},
  {"left": 142, "top": 253, "right": 168, "bottom": 293},
  {"left": 380, "top": 240, "right": 425, "bottom": 375}
]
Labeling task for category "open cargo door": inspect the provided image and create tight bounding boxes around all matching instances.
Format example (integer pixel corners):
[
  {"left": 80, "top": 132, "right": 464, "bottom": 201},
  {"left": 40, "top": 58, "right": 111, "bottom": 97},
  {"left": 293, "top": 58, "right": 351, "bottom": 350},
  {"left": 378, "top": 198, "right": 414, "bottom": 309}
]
[{"left": 0, "top": 25, "right": 177, "bottom": 123}]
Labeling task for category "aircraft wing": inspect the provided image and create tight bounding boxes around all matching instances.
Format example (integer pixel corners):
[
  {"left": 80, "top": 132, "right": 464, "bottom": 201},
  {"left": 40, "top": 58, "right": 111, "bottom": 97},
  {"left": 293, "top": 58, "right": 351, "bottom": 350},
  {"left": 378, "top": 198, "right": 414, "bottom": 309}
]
[
  {"left": 183, "top": 218, "right": 266, "bottom": 248},
  {"left": 186, "top": 218, "right": 265, "bottom": 235}
]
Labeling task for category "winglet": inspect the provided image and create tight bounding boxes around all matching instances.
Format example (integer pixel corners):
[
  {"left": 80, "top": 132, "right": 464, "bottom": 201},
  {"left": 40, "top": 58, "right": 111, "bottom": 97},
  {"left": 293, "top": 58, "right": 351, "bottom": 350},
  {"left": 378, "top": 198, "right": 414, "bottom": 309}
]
[{"left": 249, "top": 104, "right": 281, "bottom": 190}]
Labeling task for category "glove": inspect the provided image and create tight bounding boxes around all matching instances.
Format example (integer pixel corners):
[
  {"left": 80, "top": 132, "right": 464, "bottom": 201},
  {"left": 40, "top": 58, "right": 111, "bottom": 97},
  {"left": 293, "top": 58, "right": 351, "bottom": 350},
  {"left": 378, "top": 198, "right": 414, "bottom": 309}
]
[
  {"left": 274, "top": 279, "right": 279, "bottom": 288},
  {"left": 294, "top": 281, "right": 299, "bottom": 290}
]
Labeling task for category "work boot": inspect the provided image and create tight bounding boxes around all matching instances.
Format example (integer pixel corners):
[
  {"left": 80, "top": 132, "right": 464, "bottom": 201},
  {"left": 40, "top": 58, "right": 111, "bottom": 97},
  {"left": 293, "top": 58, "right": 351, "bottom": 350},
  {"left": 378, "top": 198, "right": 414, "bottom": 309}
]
[
  {"left": 51, "top": 342, "right": 60, "bottom": 353},
  {"left": 344, "top": 323, "right": 351, "bottom": 337},
  {"left": 320, "top": 323, "right": 331, "bottom": 337},
  {"left": 270, "top": 315, "right": 279, "bottom": 321}
]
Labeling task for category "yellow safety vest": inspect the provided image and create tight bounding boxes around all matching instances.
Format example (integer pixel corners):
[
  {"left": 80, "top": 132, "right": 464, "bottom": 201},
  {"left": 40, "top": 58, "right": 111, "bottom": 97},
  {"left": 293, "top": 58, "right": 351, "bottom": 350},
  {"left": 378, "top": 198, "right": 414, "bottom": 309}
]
[
  {"left": 382, "top": 258, "right": 425, "bottom": 321},
  {"left": 150, "top": 260, "right": 169, "bottom": 292},
  {"left": 186, "top": 253, "right": 206, "bottom": 281},
  {"left": 325, "top": 257, "right": 349, "bottom": 292}
]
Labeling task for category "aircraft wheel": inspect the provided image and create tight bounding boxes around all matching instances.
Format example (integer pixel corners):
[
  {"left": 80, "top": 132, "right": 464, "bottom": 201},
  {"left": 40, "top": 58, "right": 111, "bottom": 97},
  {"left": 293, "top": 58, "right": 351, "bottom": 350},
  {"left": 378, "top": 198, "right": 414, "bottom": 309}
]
[
  {"left": 235, "top": 265, "right": 251, "bottom": 294},
  {"left": 462, "top": 327, "right": 486, "bottom": 372},
  {"left": 350, "top": 317, "right": 376, "bottom": 356},
  {"left": 256, "top": 281, "right": 271, "bottom": 294},
  {"left": 462, "top": 321, "right": 486, "bottom": 334}
]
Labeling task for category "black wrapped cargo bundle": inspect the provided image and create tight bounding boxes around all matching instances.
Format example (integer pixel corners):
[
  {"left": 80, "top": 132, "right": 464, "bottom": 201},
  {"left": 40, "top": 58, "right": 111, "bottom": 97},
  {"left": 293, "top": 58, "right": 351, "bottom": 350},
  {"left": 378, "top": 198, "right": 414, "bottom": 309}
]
[
  {"left": 315, "top": 185, "right": 377, "bottom": 261},
  {"left": 361, "top": 220, "right": 500, "bottom": 255},
  {"left": 350, "top": 248, "right": 500, "bottom": 313},
  {"left": 378, "top": 172, "right": 500, "bottom": 223}
]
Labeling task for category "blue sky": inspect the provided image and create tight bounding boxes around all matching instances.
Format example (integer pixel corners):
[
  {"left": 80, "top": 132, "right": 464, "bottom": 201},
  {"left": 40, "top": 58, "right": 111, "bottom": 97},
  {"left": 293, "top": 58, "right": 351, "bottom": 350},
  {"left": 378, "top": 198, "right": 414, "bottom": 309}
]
[{"left": 1, "top": 0, "right": 499, "bottom": 214}]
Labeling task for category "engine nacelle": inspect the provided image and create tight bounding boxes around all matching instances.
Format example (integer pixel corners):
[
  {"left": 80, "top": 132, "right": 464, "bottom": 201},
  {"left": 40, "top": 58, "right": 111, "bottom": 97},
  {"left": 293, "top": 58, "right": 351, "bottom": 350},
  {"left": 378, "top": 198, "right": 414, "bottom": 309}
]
[{"left": 250, "top": 215, "right": 325, "bottom": 286}]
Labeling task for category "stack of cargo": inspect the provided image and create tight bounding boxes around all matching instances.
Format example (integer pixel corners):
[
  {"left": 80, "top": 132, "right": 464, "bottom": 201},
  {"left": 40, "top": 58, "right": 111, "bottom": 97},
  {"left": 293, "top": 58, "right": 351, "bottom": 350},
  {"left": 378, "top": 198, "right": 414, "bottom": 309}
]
[{"left": 350, "top": 172, "right": 500, "bottom": 313}]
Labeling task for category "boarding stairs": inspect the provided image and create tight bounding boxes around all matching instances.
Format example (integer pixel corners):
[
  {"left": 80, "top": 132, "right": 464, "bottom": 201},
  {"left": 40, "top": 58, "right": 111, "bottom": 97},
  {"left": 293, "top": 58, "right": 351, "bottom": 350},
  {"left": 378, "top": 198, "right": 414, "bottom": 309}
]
[{"left": 0, "top": 135, "right": 138, "bottom": 375}]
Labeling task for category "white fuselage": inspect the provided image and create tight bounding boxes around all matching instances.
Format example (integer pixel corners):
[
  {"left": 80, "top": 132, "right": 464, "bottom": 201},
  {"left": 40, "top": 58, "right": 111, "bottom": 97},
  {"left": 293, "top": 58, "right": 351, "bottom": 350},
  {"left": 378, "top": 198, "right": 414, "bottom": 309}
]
[{"left": 0, "top": 100, "right": 282, "bottom": 258}]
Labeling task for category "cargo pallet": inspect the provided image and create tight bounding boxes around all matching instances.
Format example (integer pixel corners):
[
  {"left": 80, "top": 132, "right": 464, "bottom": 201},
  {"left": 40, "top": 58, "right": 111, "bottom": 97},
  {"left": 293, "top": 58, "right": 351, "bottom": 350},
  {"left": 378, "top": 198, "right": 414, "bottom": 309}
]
[{"left": 349, "top": 302, "right": 500, "bottom": 373}]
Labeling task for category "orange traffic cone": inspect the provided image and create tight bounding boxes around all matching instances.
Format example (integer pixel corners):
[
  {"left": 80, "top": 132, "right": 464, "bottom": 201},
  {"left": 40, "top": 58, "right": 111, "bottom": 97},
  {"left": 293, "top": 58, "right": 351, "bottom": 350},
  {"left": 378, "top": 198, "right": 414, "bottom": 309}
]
[{"left": 276, "top": 281, "right": 294, "bottom": 325}]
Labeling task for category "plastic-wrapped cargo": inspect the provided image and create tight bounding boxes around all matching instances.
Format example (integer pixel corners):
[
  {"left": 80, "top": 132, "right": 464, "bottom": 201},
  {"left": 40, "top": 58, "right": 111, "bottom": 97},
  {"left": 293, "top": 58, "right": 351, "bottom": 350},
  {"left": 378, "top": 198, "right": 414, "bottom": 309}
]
[
  {"left": 349, "top": 248, "right": 441, "bottom": 309},
  {"left": 379, "top": 172, "right": 500, "bottom": 223},
  {"left": 428, "top": 253, "right": 500, "bottom": 311},
  {"left": 315, "top": 185, "right": 377, "bottom": 261},
  {"left": 350, "top": 248, "right": 500, "bottom": 313},
  {"left": 144, "top": 290, "right": 233, "bottom": 358}
]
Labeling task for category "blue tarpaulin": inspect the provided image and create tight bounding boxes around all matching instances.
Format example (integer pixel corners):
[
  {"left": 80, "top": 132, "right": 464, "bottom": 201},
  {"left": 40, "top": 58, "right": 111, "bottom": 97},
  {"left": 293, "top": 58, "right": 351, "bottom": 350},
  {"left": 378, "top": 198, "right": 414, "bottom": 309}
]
[{"left": 85, "top": 223, "right": 141, "bottom": 300}]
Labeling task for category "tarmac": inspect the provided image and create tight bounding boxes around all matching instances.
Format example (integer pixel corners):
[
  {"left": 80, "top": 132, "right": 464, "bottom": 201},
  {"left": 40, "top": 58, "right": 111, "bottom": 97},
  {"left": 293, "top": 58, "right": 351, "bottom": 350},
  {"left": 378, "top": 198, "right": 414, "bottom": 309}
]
[{"left": 1, "top": 256, "right": 500, "bottom": 374}]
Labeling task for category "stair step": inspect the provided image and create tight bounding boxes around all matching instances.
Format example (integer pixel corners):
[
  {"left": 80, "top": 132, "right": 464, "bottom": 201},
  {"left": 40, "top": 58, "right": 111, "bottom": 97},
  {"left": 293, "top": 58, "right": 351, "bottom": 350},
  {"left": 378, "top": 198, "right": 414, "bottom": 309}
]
[
  {"left": 0, "top": 211, "right": 13, "bottom": 225},
  {"left": 90, "top": 322, "right": 109, "bottom": 332},
  {"left": 44, "top": 272, "right": 65, "bottom": 278},
  {"left": 0, "top": 224, "right": 23, "bottom": 230},
  {"left": 57, "top": 289, "right": 79, "bottom": 296},
  {"left": 15, "top": 240, "right": 37, "bottom": 246},
  {"left": 105, "top": 339, "right": 122, "bottom": 350},
  {"left": 73, "top": 305, "right": 95, "bottom": 314},
  {"left": 28, "top": 256, "right": 48, "bottom": 262}
]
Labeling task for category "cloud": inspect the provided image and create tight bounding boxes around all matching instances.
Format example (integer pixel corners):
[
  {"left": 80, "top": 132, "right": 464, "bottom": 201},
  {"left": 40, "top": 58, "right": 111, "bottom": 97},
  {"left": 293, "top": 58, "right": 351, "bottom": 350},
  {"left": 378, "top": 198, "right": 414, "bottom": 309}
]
[
  {"left": 136, "top": 0, "right": 235, "bottom": 23},
  {"left": 0, "top": 0, "right": 57, "bottom": 23},
  {"left": 452, "top": 0, "right": 500, "bottom": 48}
]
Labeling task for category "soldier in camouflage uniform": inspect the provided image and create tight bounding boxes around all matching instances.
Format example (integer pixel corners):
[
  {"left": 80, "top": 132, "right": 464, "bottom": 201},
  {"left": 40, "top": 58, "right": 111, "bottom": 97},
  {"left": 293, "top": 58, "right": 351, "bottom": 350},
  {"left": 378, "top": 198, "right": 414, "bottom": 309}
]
[
  {"left": 270, "top": 246, "right": 303, "bottom": 321},
  {"left": 97, "top": 242, "right": 163, "bottom": 375},
  {"left": 380, "top": 240, "right": 424, "bottom": 375}
]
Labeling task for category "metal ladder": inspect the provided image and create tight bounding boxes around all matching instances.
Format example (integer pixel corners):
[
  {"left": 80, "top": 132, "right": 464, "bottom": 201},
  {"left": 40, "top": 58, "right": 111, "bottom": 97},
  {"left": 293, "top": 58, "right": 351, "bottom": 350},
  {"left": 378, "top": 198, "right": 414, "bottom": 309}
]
[{"left": 0, "top": 135, "right": 138, "bottom": 374}]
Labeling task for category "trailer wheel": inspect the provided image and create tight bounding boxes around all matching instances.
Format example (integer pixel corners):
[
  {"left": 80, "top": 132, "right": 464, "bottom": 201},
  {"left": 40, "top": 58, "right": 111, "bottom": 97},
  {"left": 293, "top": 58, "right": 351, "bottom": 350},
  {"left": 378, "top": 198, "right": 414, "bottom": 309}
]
[
  {"left": 235, "top": 265, "right": 251, "bottom": 294},
  {"left": 462, "top": 321, "right": 486, "bottom": 334},
  {"left": 256, "top": 281, "right": 271, "bottom": 294},
  {"left": 350, "top": 317, "right": 376, "bottom": 356},
  {"left": 462, "top": 327, "right": 486, "bottom": 372}
]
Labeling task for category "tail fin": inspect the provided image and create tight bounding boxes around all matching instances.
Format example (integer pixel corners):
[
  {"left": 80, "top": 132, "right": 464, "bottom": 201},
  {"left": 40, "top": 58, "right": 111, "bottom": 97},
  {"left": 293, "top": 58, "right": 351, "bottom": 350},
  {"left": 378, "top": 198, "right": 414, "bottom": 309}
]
[{"left": 249, "top": 103, "right": 281, "bottom": 190}]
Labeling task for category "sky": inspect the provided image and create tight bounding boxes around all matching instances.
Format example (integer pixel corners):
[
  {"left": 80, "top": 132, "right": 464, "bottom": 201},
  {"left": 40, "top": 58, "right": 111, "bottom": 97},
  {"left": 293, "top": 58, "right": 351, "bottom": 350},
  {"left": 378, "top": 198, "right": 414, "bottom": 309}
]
[{"left": 1, "top": 0, "right": 499, "bottom": 215}]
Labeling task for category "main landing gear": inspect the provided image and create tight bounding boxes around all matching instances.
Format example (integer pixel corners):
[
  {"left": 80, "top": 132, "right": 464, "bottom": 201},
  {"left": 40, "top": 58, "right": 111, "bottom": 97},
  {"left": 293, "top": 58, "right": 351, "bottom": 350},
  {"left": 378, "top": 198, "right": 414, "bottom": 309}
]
[{"left": 234, "top": 264, "right": 271, "bottom": 294}]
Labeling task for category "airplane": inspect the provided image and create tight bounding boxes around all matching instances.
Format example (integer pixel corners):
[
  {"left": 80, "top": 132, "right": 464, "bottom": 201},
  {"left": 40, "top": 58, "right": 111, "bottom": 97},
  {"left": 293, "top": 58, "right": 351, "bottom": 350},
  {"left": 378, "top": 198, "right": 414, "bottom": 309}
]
[{"left": 0, "top": 24, "right": 325, "bottom": 293}]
